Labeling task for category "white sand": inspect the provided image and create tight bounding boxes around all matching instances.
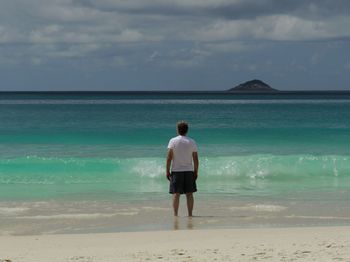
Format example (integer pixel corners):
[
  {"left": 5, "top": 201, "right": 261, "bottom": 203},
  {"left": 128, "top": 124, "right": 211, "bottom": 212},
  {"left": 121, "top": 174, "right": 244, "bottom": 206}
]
[{"left": 1, "top": 226, "right": 350, "bottom": 261}]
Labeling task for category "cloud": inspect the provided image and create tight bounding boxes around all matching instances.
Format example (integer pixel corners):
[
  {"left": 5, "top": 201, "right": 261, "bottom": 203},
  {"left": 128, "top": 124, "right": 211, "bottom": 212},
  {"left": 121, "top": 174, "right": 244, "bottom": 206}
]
[
  {"left": 75, "top": 0, "right": 350, "bottom": 20},
  {"left": 169, "top": 48, "right": 211, "bottom": 67},
  {"left": 345, "top": 62, "right": 350, "bottom": 70},
  {"left": 0, "top": 26, "right": 15, "bottom": 44},
  {"left": 147, "top": 51, "right": 160, "bottom": 62},
  {"left": 195, "top": 15, "right": 350, "bottom": 42},
  {"left": 28, "top": 26, "right": 144, "bottom": 45},
  {"left": 203, "top": 41, "right": 254, "bottom": 53},
  {"left": 0, "top": 0, "right": 350, "bottom": 69}
]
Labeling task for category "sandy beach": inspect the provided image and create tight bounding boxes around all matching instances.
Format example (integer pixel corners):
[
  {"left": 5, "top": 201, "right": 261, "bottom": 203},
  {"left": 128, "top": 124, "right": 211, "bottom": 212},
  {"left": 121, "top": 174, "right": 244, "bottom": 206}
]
[{"left": 1, "top": 226, "right": 350, "bottom": 261}]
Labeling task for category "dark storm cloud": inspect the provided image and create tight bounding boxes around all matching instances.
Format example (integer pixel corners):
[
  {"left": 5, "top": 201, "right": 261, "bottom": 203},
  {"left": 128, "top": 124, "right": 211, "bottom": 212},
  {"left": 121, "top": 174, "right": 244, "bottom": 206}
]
[
  {"left": 1, "top": 0, "right": 350, "bottom": 48},
  {"left": 72, "top": 0, "right": 350, "bottom": 20},
  {"left": 60, "top": 0, "right": 350, "bottom": 42}
]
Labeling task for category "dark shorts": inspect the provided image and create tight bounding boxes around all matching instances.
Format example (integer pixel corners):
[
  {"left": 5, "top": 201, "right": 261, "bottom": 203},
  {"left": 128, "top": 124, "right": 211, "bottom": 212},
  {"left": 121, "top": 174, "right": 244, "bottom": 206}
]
[{"left": 169, "top": 171, "right": 197, "bottom": 194}]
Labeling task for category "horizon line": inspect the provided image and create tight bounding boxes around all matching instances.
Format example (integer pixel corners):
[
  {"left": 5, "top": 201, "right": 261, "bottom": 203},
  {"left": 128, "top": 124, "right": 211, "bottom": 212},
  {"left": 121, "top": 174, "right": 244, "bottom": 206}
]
[{"left": 0, "top": 90, "right": 350, "bottom": 94}]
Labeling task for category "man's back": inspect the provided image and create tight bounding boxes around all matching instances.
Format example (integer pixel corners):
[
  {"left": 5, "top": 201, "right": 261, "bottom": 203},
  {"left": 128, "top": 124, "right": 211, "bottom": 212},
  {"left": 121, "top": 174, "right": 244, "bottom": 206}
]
[{"left": 168, "top": 135, "right": 197, "bottom": 172}]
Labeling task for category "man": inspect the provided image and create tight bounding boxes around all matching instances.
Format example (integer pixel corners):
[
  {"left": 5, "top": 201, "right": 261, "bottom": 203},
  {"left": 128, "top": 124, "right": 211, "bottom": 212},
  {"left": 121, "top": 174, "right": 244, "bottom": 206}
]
[{"left": 166, "top": 121, "right": 199, "bottom": 217}]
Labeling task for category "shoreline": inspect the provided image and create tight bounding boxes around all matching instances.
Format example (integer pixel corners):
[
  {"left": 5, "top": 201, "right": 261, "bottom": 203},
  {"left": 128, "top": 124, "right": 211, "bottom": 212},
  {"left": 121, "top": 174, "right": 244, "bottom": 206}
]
[
  {"left": 1, "top": 226, "right": 350, "bottom": 261},
  {"left": 2, "top": 197, "right": 350, "bottom": 235}
]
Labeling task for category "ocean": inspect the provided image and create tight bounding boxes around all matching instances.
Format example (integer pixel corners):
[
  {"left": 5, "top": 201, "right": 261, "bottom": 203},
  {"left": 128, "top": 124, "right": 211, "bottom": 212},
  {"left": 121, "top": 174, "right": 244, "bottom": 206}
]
[{"left": 1, "top": 92, "right": 350, "bottom": 234}]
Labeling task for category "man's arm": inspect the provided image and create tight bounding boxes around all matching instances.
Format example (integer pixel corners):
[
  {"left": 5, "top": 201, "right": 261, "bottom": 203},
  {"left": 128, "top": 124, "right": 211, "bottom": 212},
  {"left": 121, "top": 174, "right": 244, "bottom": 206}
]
[
  {"left": 166, "top": 149, "right": 173, "bottom": 181},
  {"left": 192, "top": 151, "right": 199, "bottom": 180}
]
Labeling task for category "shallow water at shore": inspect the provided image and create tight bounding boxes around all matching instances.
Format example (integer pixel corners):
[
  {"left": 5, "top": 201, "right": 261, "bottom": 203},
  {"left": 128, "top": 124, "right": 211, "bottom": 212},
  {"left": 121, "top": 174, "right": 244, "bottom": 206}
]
[{"left": 1, "top": 191, "right": 350, "bottom": 235}]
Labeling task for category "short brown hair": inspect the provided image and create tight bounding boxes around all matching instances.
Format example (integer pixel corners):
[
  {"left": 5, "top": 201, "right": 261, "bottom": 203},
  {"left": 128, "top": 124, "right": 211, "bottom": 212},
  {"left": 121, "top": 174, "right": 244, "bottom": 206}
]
[{"left": 177, "top": 121, "right": 188, "bottom": 135}]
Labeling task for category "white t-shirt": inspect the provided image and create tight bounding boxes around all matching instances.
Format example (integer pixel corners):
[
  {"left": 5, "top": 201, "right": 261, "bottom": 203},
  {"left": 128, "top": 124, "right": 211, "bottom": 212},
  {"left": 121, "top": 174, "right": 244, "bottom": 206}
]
[{"left": 167, "top": 135, "right": 198, "bottom": 172}]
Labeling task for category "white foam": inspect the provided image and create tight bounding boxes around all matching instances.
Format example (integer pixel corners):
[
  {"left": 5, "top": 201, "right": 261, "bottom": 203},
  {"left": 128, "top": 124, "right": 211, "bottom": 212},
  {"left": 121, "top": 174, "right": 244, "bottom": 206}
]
[
  {"left": 131, "top": 160, "right": 164, "bottom": 178},
  {"left": 285, "top": 215, "right": 350, "bottom": 220},
  {"left": 17, "top": 211, "right": 139, "bottom": 220},
  {"left": 229, "top": 204, "right": 287, "bottom": 212},
  {"left": 0, "top": 207, "right": 30, "bottom": 215},
  {"left": 141, "top": 206, "right": 171, "bottom": 211}
]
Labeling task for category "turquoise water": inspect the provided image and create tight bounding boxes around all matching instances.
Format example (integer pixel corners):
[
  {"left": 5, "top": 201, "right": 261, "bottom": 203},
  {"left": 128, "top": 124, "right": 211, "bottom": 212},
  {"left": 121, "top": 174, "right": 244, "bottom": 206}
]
[{"left": 1, "top": 93, "right": 350, "bottom": 201}]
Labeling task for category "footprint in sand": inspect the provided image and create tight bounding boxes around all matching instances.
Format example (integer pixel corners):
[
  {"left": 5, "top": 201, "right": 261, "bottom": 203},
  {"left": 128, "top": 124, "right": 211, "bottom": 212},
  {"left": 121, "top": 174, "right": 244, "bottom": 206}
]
[
  {"left": 170, "top": 249, "right": 186, "bottom": 256},
  {"left": 66, "top": 256, "right": 93, "bottom": 262}
]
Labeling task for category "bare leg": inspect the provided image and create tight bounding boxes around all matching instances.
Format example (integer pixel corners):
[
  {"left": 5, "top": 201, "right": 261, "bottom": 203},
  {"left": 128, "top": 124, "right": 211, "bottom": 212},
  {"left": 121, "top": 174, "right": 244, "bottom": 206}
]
[
  {"left": 173, "top": 216, "right": 179, "bottom": 230},
  {"left": 186, "top": 193, "right": 194, "bottom": 217},
  {"left": 172, "top": 193, "right": 180, "bottom": 216}
]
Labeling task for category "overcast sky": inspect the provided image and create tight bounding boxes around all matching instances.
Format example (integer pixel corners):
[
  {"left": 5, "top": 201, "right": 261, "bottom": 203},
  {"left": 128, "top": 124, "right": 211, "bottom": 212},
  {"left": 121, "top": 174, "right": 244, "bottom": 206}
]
[{"left": 0, "top": 0, "right": 350, "bottom": 91}]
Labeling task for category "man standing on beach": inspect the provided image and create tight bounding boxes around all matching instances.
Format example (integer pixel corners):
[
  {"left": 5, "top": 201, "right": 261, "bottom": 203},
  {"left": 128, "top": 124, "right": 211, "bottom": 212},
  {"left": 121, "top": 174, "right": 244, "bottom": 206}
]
[{"left": 166, "top": 121, "right": 199, "bottom": 217}]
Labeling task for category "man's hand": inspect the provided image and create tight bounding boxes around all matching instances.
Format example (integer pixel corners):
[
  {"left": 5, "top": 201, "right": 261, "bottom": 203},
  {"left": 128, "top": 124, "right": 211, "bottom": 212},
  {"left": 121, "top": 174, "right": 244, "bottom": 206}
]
[
  {"left": 166, "top": 171, "right": 171, "bottom": 181},
  {"left": 193, "top": 152, "right": 199, "bottom": 181},
  {"left": 166, "top": 149, "right": 173, "bottom": 181}
]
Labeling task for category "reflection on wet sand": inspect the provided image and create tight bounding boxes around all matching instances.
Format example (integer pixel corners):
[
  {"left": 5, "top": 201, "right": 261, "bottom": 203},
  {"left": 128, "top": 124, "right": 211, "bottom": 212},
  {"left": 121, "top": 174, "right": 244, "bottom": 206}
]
[{"left": 173, "top": 217, "right": 194, "bottom": 230}]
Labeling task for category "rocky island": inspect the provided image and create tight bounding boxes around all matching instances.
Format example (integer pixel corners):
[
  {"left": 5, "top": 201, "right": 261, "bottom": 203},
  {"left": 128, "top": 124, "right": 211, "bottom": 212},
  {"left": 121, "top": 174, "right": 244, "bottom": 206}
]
[{"left": 229, "top": 79, "right": 277, "bottom": 92}]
